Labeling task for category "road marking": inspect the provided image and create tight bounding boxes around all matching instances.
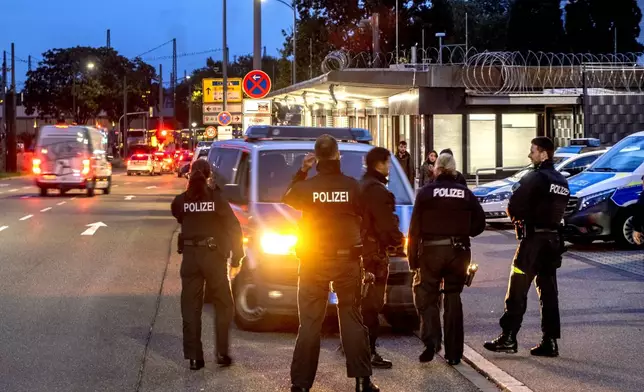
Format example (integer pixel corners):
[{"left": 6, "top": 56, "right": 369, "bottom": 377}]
[
  {"left": 124, "top": 195, "right": 136, "bottom": 200},
  {"left": 19, "top": 215, "right": 33, "bottom": 221},
  {"left": 71, "top": 197, "right": 77, "bottom": 200},
  {"left": 81, "top": 222, "right": 107, "bottom": 236},
  {"left": 125, "top": 182, "right": 132, "bottom": 185},
  {"left": 145, "top": 186, "right": 157, "bottom": 189},
  {"left": 462, "top": 345, "right": 534, "bottom": 392},
  {"left": 8, "top": 189, "right": 18, "bottom": 192},
  {"left": 0, "top": 226, "right": 8, "bottom": 232},
  {"left": 113, "top": 185, "right": 119, "bottom": 188},
  {"left": 20, "top": 195, "right": 30, "bottom": 199},
  {"left": 57, "top": 201, "right": 66, "bottom": 206},
  {"left": 0, "top": 184, "right": 8, "bottom": 187},
  {"left": 40, "top": 207, "right": 52, "bottom": 212},
  {"left": 22, "top": 186, "right": 31, "bottom": 189}
]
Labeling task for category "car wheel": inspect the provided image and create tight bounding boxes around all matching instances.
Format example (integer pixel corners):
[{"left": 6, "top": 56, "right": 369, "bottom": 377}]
[
  {"left": 233, "top": 269, "right": 275, "bottom": 332},
  {"left": 60, "top": 189, "right": 68, "bottom": 196},
  {"left": 127, "top": 172, "right": 132, "bottom": 176},
  {"left": 39, "top": 187, "right": 47, "bottom": 197},
  {"left": 86, "top": 180, "right": 96, "bottom": 198},
  {"left": 383, "top": 311, "right": 419, "bottom": 334},
  {"left": 614, "top": 209, "right": 640, "bottom": 249},
  {"left": 103, "top": 176, "right": 112, "bottom": 195}
]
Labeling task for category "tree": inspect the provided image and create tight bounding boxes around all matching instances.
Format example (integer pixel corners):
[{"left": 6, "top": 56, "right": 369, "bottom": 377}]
[
  {"left": 23, "top": 46, "right": 157, "bottom": 125},
  {"left": 565, "top": 0, "right": 644, "bottom": 54},
  {"left": 507, "top": 0, "right": 566, "bottom": 53}
]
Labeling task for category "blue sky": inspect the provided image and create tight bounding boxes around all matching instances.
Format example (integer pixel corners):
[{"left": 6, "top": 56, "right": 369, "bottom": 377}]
[{"left": 0, "top": 0, "right": 293, "bottom": 85}]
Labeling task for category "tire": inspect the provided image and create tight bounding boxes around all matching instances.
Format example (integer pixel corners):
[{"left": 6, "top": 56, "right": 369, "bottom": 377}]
[
  {"left": 127, "top": 172, "right": 132, "bottom": 176},
  {"left": 233, "top": 269, "right": 276, "bottom": 332},
  {"left": 60, "top": 189, "right": 68, "bottom": 196},
  {"left": 613, "top": 209, "right": 640, "bottom": 249},
  {"left": 86, "top": 180, "right": 96, "bottom": 198},
  {"left": 177, "top": 172, "right": 182, "bottom": 178},
  {"left": 384, "top": 311, "right": 419, "bottom": 334},
  {"left": 39, "top": 187, "right": 47, "bottom": 197},
  {"left": 103, "top": 176, "right": 112, "bottom": 195}
]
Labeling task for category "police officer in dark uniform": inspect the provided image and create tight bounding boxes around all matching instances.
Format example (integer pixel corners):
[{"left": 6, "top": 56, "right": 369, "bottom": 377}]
[
  {"left": 408, "top": 153, "right": 486, "bottom": 365},
  {"left": 360, "top": 147, "right": 404, "bottom": 369},
  {"left": 171, "top": 159, "right": 245, "bottom": 370},
  {"left": 284, "top": 134, "right": 379, "bottom": 392},
  {"left": 484, "top": 136, "right": 569, "bottom": 357}
]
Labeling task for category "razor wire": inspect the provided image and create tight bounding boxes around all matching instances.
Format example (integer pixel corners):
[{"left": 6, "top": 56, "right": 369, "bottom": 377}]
[{"left": 321, "top": 46, "right": 644, "bottom": 95}]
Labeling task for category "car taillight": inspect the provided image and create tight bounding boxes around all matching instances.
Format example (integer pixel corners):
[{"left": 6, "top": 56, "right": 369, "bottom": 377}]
[
  {"left": 32, "top": 158, "right": 42, "bottom": 175},
  {"left": 82, "top": 159, "right": 91, "bottom": 175}
]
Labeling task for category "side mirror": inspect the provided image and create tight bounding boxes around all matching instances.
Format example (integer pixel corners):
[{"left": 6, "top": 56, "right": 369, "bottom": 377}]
[
  {"left": 561, "top": 171, "right": 571, "bottom": 178},
  {"left": 222, "top": 184, "right": 246, "bottom": 205}
]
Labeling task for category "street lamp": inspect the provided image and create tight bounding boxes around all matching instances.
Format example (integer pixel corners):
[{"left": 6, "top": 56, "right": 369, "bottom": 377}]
[
  {"left": 263, "top": 0, "right": 297, "bottom": 84},
  {"left": 86, "top": 62, "right": 95, "bottom": 70},
  {"left": 435, "top": 32, "right": 445, "bottom": 65},
  {"left": 186, "top": 75, "right": 195, "bottom": 149},
  {"left": 72, "top": 61, "right": 98, "bottom": 122},
  {"left": 191, "top": 122, "right": 197, "bottom": 128}
]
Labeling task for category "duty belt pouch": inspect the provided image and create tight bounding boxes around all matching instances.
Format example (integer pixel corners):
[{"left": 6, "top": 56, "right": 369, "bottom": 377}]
[
  {"left": 451, "top": 238, "right": 469, "bottom": 251},
  {"left": 514, "top": 221, "right": 527, "bottom": 240},
  {"left": 177, "top": 233, "right": 184, "bottom": 254},
  {"left": 206, "top": 237, "right": 218, "bottom": 251}
]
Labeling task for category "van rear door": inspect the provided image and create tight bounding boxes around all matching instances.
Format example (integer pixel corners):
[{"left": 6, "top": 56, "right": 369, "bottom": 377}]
[{"left": 36, "top": 133, "right": 90, "bottom": 181}]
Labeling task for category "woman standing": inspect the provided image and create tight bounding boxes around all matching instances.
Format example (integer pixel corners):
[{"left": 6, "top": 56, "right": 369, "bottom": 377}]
[{"left": 419, "top": 150, "right": 438, "bottom": 188}]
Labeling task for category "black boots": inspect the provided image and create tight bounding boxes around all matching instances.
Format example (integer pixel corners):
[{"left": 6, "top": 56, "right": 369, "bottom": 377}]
[
  {"left": 530, "top": 337, "right": 559, "bottom": 357},
  {"left": 419, "top": 347, "right": 435, "bottom": 363},
  {"left": 483, "top": 332, "right": 518, "bottom": 353},
  {"left": 371, "top": 350, "right": 393, "bottom": 369},
  {"left": 356, "top": 377, "right": 380, "bottom": 392},
  {"left": 217, "top": 354, "right": 233, "bottom": 367},
  {"left": 290, "top": 387, "right": 310, "bottom": 392},
  {"left": 189, "top": 359, "right": 205, "bottom": 370}
]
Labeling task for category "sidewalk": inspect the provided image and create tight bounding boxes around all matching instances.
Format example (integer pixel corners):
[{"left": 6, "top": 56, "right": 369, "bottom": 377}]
[{"left": 463, "top": 230, "right": 644, "bottom": 392}]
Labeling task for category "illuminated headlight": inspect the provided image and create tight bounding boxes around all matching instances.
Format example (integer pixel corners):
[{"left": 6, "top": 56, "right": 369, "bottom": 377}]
[
  {"left": 579, "top": 189, "right": 615, "bottom": 211},
  {"left": 260, "top": 232, "right": 298, "bottom": 255},
  {"left": 482, "top": 191, "right": 512, "bottom": 204}
]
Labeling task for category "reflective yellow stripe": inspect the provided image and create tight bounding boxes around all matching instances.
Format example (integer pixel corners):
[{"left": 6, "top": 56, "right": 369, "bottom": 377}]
[{"left": 512, "top": 266, "right": 525, "bottom": 275}]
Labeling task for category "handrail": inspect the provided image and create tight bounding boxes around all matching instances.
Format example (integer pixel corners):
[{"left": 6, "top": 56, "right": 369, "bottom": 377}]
[{"left": 475, "top": 166, "right": 526, "bottom": 186}]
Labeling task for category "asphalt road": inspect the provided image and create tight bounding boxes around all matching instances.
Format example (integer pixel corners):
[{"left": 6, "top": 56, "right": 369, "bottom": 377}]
[{"left": 2, "top": 172, "right": 641, "bottom": 392}]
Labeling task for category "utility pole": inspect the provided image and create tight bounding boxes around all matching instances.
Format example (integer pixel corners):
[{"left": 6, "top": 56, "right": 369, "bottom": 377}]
[
  {"left": 7, "top": 43, "right": 16, "bottom": 172},
  {"left": 310, "top": 39, "right": 313, "bottom": 79},
  {"left": 172, "top": 38, "right": 177, "bottom": 108},
  {"left": 107, "top": 29, "right": 111, "bottom": 48},
  {"left": 123, "top": 75, "right": 127, "bottom": 157},
  {"left": 292, "top": 3, "right": 297, "bottom": 84},
  {"left": 28, "top": 55, "right": 32, "bottom": 73},
  {"left": 253, "top": 0, "right": 261, "bottom": 70},
  {"left": 186, "top": 70, "right": 193, "bottom": 150},
  {"left": 1, "top": 51, "right": 6, "bottom": 172},
  {"left": 223, "top": 0, "right": 228, "bottom": 111},
  {"left": 158, "top": 64, "right": 164, "bottom": 131},
  {"left": 395, "top": 0, "right": 399, "bottom": 64}
]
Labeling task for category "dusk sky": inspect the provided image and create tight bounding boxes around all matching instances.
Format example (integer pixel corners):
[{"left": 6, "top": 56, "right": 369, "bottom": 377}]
[{"left": 1, "top": 0, "right": 293, "bottom": 86}]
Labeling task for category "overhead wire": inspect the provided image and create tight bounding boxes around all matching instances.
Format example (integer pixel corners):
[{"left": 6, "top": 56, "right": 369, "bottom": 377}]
[{"left": 134, "top": 39, "right": 174, "bottom": 58}]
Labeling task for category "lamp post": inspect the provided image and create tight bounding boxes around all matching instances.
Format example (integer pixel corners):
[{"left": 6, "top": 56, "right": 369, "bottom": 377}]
[
  {"left": 263, "top": 0, "right": 297, "bottom": 84},
  {"left": 72, "top": 62, "right": 97, "bottom": 123},
  {"left": 186, "top": 75, "right": 193, "bottom": 148},
  {"left": 435, "top": 32, "right": 445, "bottom": 65}
]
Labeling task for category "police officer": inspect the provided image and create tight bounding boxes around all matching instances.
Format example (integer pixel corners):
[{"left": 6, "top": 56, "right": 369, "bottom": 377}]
[
  {"left": 484, "top": 136, "right": 569, "bottom": 357},
  {"left": 408, "top": 153, "right": 486, "bottom": 365},
  {"left": 284, "top": 134, "right": 379, "bottom": 392},
  {"left": 439, "top": 148, "right": 467, "bottom": 186},
  {"left": 170, "top": 159, "right": 245, "bottom": 370},
  {"left": 360, "top": 147, "right": 404, "bottom": 369}
]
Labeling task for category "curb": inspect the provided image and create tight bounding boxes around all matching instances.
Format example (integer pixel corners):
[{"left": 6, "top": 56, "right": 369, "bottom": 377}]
[{"left": 462, "top": 345, "right": 534, "bottom": 392}]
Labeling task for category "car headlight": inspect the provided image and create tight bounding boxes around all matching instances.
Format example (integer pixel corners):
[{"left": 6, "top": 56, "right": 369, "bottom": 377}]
[
  {"left": 260, "top": 232, "right": 298, "bottom": 255},
  {"left": 482, "top": 191, "right": 512, "bottom": 204},
  {"left": 579, "top": 189, "right": 615, "bottom": 211}
]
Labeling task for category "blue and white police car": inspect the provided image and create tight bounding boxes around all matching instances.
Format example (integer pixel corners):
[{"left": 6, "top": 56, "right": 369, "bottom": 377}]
[
  {"left": 563, "top": 132, "right": 644, "bottom": 247},
  {"left": 473, "top": 149, "right": 606, "bottom": 222},
  {"left": 208, "top": 126, "right": 416, "bottom": 331}
]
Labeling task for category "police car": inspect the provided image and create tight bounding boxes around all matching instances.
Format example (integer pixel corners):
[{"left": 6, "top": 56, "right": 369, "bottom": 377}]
[
  {"left": 209, "top": 126, "right": 416, "bottom": 332},
  {"left": 563, "top": 132, "right": 644, "bottom": 247},
  {"left": 473, "top": 150, "right": 606, "bottom": 222}
]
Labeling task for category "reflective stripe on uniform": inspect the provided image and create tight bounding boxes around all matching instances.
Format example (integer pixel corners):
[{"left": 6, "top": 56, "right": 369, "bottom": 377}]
[{"left": 512, "top": 265, "right": 525, "bottom": 275}]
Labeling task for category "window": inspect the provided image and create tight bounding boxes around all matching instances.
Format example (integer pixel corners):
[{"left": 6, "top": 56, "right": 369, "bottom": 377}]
[
  {"left": 468, "top": 114, "right": 496, "bottom": 175},
  {"left": 434, "top": 115, "right": 463, "bottom": 172},
  {"left": 502, "top": 114, "right": 536, "bottom": 167},
  {"left": 208, "top": 148, "right": 241, "bottom": 183},
  {"left": 588, "top": 136, "right": 644, "bottom": 173},
  {"left": 257, "top": 149, "right": 412, "bottom": 205},
  {"left": 561, "top": 154, "right": 601, "bottom": 176}
]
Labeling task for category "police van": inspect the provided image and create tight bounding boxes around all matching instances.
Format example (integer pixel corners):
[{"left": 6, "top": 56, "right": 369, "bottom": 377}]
[
  {"left": 209, "top": 126, "right": 416, "bottom": 331},
  {"left": 563, "top": 132, "right": 644, "bottom": 247},
  {"left": 33, "top": 125, "right": 113, "bottom": 197}
]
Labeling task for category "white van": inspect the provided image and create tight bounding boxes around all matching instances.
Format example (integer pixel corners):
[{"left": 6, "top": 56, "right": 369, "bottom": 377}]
[{"left": 33, "top": 125, "right": 113, "bottom": 197}]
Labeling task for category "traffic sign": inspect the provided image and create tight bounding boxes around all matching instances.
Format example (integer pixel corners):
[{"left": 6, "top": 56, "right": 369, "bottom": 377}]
[
  {"left": 205, "top": 126, "right": 217, "bottom": 138},
  {"left": 203, "top": 115, "right": 218, "bottom": 125},
  {"left": 203, "top": 78, "right": 243, "bottom": 103},
  {"left": 203, "top": 103, "right": 242, "bottom": 114},
  {"left": 217, "top": 111, "right": 233, "bottom": 126},
  {"left": 231, "top": 114, "right": 243, "bottom": 124},
  {"left": 243, "top": 70, "right": 272, "bottom": 99}
]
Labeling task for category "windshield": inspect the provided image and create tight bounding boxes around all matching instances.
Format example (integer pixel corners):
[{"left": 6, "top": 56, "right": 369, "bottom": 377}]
[
  {"left": 552, "top": 156, "right": 566, "bottom": 165},
  {"left": 257, "top": 150, "right": 412, "bottom": 205},
  {"left": 38, "top": 136, "right": 88, "bottom": 160},
  {"left": 508, "top": 165, "right": 532, "bottom": 181},
  {"left": 587, "top": 136, "right": 644, "bottom": 173}
]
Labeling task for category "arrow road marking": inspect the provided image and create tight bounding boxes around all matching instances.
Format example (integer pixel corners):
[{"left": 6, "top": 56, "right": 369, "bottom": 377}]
[
  {"left": 81, "top": 222, "right": 107, "bottom": 236},
  {"left": 146, "top": 186, "right": 157, "bottom": 189},
  {"left": 40, "top": 207, "right": 52, "bottom": 212},
  {"left": 19, "top": 215, "right": 33, "bottom": 221},
  {"left": 125, "top": 195, "right": 135, "bottom": 200},
  {"left": 22, "top": 186, "right": 31, "bottom": 189},
  {"left": 71, "top": 197, "right": 77, "bottom": 200},
  {"left": 0, "top": 184, "right": 8, "bottom": 187},
  {"left": 125, "top": 182, "right": 131, "bottom": 185},
  {"left": 0, "top": 226, "right": 8, "bottom": 232}
]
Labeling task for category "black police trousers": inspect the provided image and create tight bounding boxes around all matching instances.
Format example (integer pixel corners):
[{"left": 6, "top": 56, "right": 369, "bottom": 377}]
[
  {"left": 362, "top": 256, "right": 389, "bottom": 352},
  {"left": 413, "top": 245, "right": 469, "bottom": 361},
  {"left": 180, "top": 246, "right": 234, "bottom": 361},
  {"left": 500, "top": 233, "right": 561, "bottom": 338},
  {"left": 291, "top": 255, "right": 372, "bottom": 389}
]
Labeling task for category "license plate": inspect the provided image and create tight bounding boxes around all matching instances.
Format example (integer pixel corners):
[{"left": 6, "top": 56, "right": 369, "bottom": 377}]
[
  {"left": 43, "top": 175, "right": 56, "bottom": 180},
  {"left": 328, "top": 292, "right": 338, "bottom": 305}
]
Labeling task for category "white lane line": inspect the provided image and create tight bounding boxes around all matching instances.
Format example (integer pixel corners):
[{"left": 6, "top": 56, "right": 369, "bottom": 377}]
[
  {"left": 20, "top": 195, "right": 31, "bottom": 199},
  {"left": 113, "top": 184, "right": 119, "bottom": 188},
  {"left": 57, "top": 201, "right": 66, "bottom": 206},
  {"left": 22, "top": 186, "right": 31, "bottom": 189},
  {"left": 125, "top": 182, "right": 132, "bottom": 185},
  {"left": 19, "top": 215, "right": 33, "bottom": 221},
  {"left": 0, "top": 184, "right": 9, "bottom": 187},
  {"left": 71, "top": 197, "right": 77, "bottom": 200},
  {"left": 124, "top": 195, "right": 135, "bottom": 200},
  {"left": 8, "top": 189, "right": 18, "bottom": 193},
  {"left": 0, "top": 226, "right": 8, "bottom": 232},
  {"left": 145, "top": 186, "right": 157, "bottom": 189},
  {"left": 463, "top": 345, "right": 534, "bottom": 392},
  {"left": 40, "top": 207, "right": 52, "bottom": 212}
]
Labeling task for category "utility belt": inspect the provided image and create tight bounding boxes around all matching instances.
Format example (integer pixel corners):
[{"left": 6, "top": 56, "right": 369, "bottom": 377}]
[
  {"left": 314, "top": 246, "right": 363, "bottom": 258},
  {"left": 513, "top": 221, "right": 559, "bottom": 240},
  {"left": 422, "top": 237, "right": 470, "bottom": 251},
  {"left": 177, "top": 233, "right": 220, "bottom": 254}
]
